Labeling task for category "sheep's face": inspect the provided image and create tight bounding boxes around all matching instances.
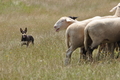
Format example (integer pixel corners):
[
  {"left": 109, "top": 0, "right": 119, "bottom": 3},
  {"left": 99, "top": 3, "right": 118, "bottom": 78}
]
[
  {"left": 54, "top": 17, "right": 74, "bottom": 32},
  {"left": 115, "top": 4, "right": 120, "bottom": 17},
  {"left": 116, "top": 3, "right": 120, "bottom": 10},
  {"left": 117, "top": 5, "right": 120, "bottom": 10},
  {"left": 110, "top": 3, "right": 120, "bottom": 14}
]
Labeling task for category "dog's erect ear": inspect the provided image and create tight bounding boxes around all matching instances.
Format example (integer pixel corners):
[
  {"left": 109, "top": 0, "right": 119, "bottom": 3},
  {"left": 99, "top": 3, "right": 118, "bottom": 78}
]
[
  {"left": 20, "top": 28, "right": 23, "bottom": 33},
  {"left": 24, "top": 28, "right": 27, "bottom": 33}
]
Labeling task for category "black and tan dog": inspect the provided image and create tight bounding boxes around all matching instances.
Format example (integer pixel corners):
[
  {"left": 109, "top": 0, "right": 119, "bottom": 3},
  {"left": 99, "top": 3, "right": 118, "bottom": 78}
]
[{"left": 20, "top": 28, "right": 34, "bottom": 47}]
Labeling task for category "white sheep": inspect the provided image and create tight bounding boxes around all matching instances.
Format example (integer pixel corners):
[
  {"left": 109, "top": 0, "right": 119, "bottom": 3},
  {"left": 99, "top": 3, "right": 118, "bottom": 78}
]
[
  {"left": 84, "top": 17, "right": 120, "bottom": 61},
  {"left": 96, "top": 3, "right": 120, "bottom": 59},
  {"left": 85, "top": 3, "right": 120, "bottom": 60}
]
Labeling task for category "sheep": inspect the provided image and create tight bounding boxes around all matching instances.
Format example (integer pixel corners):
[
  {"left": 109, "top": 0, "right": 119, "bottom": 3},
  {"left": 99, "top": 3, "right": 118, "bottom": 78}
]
[
  {"left": 54, "top": 16, "right": 102, "bottom": 65},
  {"left": 96, "top": 3, "right": 120, "bottom": 59},
  {"left": 54, "top": 3, "right": 120, "bottom": 65},
  {"left": 88, "top": 3, "right": 120, "bottom": 60},
  {"left": 91, "top": 3, "right": 120, "bottom": 60},
  {"left": 84, "top": 17, "right": 120, "bottom": 61}
]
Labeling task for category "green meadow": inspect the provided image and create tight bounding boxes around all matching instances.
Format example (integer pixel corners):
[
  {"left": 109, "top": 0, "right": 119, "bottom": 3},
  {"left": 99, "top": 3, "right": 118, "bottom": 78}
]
[{"left": 0, "top": 0, "right": 120, "bottom": 80}]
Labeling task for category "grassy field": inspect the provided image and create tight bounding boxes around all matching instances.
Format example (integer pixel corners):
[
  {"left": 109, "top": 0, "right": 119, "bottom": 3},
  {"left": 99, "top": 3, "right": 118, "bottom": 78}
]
[{"left": 0, "top": 0, "right": 120, "bottom": 80}]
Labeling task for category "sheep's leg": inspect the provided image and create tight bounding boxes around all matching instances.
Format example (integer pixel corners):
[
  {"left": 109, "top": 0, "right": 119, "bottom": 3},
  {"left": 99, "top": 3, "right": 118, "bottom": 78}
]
[
  {"left": 109, "top": 43, "right": 115, "bottom": 59},
  {"left": 96, "top": 45, "right": 101, "bottom": 61},
  {"left": 116, "top": 50, "right": 120, "bottom": 58},
  {"left": 79, "top": 47, "right": 86, "bottom": 62},
  {"left": 96, "top": 43, "right": 107, "bottom": 60},
  {"left": 86, "top": 47, "right": 93, "bottom": 61},
  {"left": 116, "top": 42, "right": 120, "bottom": 58},
  {"left": 65, "top": 47, "right": 75, "bottom": 65},
  {"left": 90, "top": 40, "right": 102, "bottom": 61},
  {"left": 105, "top": 43, "right": 114, "bottom": 59},
  {"left": 104, "top": 44, "right": 108, "bottom": 58}
]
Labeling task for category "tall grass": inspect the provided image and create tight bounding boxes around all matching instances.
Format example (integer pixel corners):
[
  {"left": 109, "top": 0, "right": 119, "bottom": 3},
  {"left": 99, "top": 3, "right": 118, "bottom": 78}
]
[{"left": 0, "top": 0, "right": 120, "bottom": 80}]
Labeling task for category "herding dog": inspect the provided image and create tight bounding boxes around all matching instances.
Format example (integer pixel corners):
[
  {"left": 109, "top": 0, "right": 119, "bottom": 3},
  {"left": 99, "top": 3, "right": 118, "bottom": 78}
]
[{"left": 20, "top": 28, "right": 34, "bottom": 47}]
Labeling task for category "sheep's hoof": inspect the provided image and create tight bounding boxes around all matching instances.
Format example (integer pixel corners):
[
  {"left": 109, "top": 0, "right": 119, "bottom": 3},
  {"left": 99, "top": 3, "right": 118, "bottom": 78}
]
[{"left": 64, "top": 58, "right": 70, "bottom": 66}]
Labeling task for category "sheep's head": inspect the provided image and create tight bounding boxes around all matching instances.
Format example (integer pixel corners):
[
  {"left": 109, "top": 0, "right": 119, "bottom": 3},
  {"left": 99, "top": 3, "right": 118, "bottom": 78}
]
[
  {"left": 54, "top": 16, "right": 77, "bottom": 32},
  {"left": 110, "top": 3, "right": 120, "bottom": 17}
]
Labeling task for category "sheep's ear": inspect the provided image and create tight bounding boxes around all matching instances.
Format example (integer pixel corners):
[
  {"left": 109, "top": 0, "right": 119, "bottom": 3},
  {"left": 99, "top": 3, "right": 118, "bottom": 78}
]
[
  {"left": 24, "top": 28, "right": 27, "bottom": 33},
  {"left": 66, "top": 18, "right": 75, "bottom": 23},
  {"left": 20, "top": 28, "right": 23, "bottom": 33},
  {"left": 110, "top": 6, "right": 117, "bottom": 12}
]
